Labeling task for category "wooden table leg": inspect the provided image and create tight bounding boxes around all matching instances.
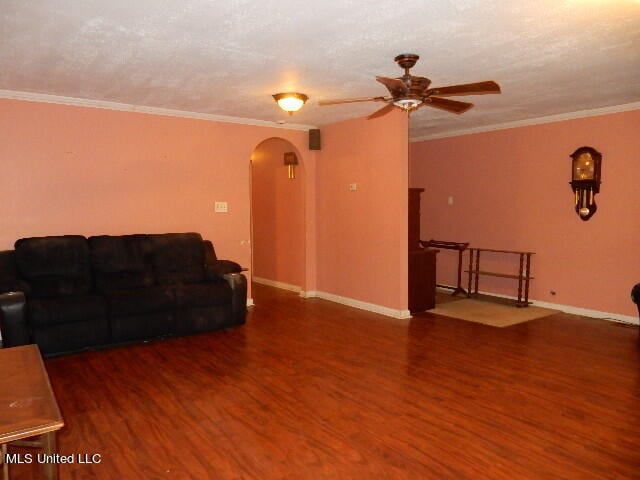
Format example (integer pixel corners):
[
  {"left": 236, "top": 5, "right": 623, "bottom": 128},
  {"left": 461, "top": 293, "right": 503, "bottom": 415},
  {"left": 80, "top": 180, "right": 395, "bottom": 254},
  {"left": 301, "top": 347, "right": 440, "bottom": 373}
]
[
  {"left": 474, "top": 250, "right": 480, "bottom": 295},
  {"left": 517, "top": 253, "right": 524, "bottom": 307},
  {"left": 455, "top": 249, "right": 463, "bottom": 296},
  {"left": 1, "top": 443, "right": 8, "bottom": 480},
  {"left": 524, "top": 253, "right": 532, "bottom": 307},
  {"left": 467, "top": 249, "right": 473, "bottom": 297},
  {"left": 41, "top": 432, "right": 58, "bottom": 480}
]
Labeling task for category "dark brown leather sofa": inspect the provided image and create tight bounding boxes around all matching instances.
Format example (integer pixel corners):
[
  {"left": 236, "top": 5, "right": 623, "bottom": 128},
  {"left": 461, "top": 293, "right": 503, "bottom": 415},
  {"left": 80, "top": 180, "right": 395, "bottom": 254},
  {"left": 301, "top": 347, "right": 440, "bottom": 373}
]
[{"left": 0, "top": 233, "right": 247, "bottom": 356}]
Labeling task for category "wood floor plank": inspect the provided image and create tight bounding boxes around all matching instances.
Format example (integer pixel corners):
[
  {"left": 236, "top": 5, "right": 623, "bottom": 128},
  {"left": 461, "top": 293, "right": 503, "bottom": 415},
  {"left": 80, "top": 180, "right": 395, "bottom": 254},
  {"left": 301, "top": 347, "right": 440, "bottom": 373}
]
[{"left": 6, "top": 284, "right": 640, "bottom": 479}]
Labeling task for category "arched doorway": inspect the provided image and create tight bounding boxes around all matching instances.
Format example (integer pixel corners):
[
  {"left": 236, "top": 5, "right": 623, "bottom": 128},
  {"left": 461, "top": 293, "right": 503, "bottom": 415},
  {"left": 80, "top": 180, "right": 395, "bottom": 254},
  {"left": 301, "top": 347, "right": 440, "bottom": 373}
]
[{"left": 250, "top": 137, "right": 306, "bottom": 296}]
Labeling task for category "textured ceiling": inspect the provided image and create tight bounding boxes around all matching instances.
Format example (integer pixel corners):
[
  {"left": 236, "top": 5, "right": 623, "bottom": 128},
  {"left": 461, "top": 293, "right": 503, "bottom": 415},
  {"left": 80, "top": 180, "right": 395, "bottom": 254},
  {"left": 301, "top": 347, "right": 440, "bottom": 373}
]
[{"left": 1, "top": 0, "right": 639, "bottom": 139}]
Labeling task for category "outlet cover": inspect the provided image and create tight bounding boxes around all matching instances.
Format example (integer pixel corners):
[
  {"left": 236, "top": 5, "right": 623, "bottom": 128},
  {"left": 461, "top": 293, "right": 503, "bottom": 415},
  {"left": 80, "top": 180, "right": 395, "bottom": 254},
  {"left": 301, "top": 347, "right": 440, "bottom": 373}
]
[{"left": 214, "top": 201, "right": 228, "bottom": 213}]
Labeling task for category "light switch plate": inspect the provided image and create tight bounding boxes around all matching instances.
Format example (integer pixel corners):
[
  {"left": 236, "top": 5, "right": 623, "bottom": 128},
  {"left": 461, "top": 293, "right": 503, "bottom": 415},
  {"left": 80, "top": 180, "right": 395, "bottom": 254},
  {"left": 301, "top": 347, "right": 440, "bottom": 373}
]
[
  {"left": 349, "top": 183, "right": 358, "bottom": 191},
  {"left": 214, "top": 201, "right": 228, "bottom": 213}
]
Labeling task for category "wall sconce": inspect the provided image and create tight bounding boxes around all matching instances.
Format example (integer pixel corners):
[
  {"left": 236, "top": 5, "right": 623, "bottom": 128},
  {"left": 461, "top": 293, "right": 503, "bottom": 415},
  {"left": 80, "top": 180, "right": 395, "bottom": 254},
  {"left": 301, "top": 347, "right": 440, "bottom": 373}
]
[
  {"left": 570, "top": 146, "right": 602, "bottom": 221},
  {"left": 273, "top": 92, "right": 308, "bottom": 115},
  {"left": 284, "top": 152, "right": 298, "bottom": 179}
]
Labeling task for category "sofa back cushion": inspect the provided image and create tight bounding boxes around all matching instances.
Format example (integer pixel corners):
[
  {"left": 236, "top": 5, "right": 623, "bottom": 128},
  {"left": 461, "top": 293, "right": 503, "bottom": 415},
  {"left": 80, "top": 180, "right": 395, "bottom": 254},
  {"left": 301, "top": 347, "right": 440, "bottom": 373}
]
[
  {"left": 151, "top": 233, "right": 205, "bottom": 285},
  {"left": 15, "top": 236, "right": 91, "bottom": 298},
  {"left": 89, "top": 235, "right": 154, "bottom": 291}
]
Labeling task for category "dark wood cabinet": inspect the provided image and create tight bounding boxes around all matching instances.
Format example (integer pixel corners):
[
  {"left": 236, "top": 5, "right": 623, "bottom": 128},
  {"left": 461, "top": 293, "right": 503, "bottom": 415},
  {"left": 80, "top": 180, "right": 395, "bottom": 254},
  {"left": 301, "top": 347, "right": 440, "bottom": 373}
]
[
  {"left": 408, "top": 188, "right": 437, "bottom": 313},
  {"left": 408, "top": 188, "right": 424, "bottom": 251},
  {"left": 409, "top": 249, "right": 437, "bottom": 313}
]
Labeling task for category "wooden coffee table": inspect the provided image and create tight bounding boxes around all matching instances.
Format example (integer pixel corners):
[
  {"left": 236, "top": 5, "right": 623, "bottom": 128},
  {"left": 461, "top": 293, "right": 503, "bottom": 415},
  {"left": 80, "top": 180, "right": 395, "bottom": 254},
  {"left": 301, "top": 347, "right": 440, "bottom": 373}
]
[{"left": 0, "top": 345, "right": 64, "bottom": 480}]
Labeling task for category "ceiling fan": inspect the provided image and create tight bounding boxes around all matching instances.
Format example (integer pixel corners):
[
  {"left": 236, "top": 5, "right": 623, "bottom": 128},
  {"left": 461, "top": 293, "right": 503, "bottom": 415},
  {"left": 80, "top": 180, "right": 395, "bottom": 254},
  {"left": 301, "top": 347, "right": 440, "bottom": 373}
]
[{"left": 318, "top": 53, "right": 501, "bottom": 119}]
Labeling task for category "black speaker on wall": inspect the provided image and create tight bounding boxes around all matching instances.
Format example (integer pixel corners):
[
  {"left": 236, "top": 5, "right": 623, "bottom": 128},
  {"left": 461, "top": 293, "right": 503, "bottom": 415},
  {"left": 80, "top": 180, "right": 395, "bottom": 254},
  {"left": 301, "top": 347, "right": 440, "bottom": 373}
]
[{"left": 309, "top": 129, "right": 321, "bottom": 150}]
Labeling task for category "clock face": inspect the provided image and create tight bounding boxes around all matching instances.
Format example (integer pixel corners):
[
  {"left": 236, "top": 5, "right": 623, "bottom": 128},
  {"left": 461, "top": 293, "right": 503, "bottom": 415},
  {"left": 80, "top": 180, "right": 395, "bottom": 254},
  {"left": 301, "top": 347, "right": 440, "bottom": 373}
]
[{"left": 574, "top": 152, "right": 595, "bottom": 180}]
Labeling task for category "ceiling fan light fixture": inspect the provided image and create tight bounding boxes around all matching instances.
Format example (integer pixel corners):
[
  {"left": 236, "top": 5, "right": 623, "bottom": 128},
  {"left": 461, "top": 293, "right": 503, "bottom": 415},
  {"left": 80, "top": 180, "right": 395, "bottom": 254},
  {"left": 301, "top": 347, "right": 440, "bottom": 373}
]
[
  {"left": 318, "top": 53, "right": 501, "bottom": 119},
  {"left": 393, "top": 98, "right": 422, "bottom": 111},
  {"left": 273, "top": 92, "right": 308, "bottom": 115}
]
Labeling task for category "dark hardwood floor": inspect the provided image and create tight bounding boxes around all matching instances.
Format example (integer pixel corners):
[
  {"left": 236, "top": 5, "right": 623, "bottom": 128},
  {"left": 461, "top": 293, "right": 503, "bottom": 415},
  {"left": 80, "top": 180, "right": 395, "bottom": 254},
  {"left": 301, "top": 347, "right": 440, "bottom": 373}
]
[{"left": 8, "top": 284, "right": 640, "bottom": 479}]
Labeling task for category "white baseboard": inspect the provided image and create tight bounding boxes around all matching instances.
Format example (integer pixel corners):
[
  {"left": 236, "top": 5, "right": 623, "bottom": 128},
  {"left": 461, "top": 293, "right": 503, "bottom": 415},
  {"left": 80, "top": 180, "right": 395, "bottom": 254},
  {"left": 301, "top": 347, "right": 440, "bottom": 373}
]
[
  {"left": 531, "top": 300, "right": 637, "bottom": 325},
  {"left": 436, "top": 286, "right": 638, "bottom": 325},
  {"left": 304, "top": 290, "right": 412, "bottom": 320},
  {"left": 253, "top": 276, "right": 301, "bottom": 293}
]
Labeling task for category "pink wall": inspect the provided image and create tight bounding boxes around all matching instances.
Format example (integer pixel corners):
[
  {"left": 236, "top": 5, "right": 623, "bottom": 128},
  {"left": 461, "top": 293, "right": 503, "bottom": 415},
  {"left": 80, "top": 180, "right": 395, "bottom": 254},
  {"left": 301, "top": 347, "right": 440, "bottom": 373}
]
[
  {"left": 410, "top": 109, "right": 640, "bottom": 317},
  {"left": 0, "top": 97, "right": 411, "bottom": 312},
  {"left": 0, "top": 98, "right": 312, "bottom": 300},
  {"left": 317, "top": 111, "right": 409, "bottom": 311},
  {"left": 251, "top": 138, "right": 305, "bottom": 288}
]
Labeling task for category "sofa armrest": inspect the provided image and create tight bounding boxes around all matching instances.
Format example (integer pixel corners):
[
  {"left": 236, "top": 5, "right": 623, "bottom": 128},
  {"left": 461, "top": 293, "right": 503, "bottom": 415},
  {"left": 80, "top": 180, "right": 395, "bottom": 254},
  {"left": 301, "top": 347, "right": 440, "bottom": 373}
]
[
  {"left": 0, "top": 291, "right": 30, "bottom": 347},
  {"left": 632, "top": 284, "right": 640, "bottom": 304},
  {"left": 205, "top": 259, "right": 243, "bottom": 280},
  {"left": 632, "top": 284, "right": 640, "bottom": 317},
  {"left": 223, "top": 273, "right": 247, "bottom": 325}
]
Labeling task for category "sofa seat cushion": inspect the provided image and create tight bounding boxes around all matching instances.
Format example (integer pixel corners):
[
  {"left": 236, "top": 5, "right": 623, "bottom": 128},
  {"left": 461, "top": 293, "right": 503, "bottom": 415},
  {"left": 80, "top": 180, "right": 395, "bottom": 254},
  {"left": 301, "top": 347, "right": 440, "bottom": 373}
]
[
  {"left": 15, "top": 236, "right": 92, "bottom": 298},
  {"left": 151, "top": 233, "right": 206, "bottom": 285},
  {"left": 173, "top": 282, "right": 232, "bottom": 308},
  {"left": 107, "top": 286, "right": 178, "bottom": 316},
  {"left": 28, "top": 295, "right": 107, "bottom": 328}
]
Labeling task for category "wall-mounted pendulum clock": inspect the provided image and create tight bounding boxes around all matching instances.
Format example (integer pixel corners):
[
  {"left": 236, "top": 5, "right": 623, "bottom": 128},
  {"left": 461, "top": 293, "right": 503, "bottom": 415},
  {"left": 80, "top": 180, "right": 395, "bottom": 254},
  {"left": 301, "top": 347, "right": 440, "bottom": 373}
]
[{"left": 569, "top": 146, "right": 602, "bottom": 221}]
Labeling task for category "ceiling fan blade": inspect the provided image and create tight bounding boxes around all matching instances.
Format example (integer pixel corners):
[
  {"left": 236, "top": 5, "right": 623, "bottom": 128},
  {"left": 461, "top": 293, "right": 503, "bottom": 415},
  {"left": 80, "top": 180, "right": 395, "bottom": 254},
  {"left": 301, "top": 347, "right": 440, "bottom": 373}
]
[
  {"left": 425, "top": 81, "right": 501, "bottom": 97},
  {"left": 423, "top": 97, "right": 474, "bottom": 114},
  {"left": 375, "top": 76, "right": 408, "bottom": 96},
  {"left": 318, "top": 96, "right": 387, "bottom": 106},
  {"left": 367, "top": 103, "right": 396, "bottom": 120}
]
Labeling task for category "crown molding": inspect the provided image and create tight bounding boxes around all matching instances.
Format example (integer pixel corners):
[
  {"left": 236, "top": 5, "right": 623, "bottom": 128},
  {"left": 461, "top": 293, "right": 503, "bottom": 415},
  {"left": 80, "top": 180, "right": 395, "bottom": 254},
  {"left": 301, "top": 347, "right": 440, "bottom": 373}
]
[
  {"left": 410, "top": 101, "right": 640, "bottom": 143},
  {"left": 0, "top": 89, "right": 317, "bottom": 132}
]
